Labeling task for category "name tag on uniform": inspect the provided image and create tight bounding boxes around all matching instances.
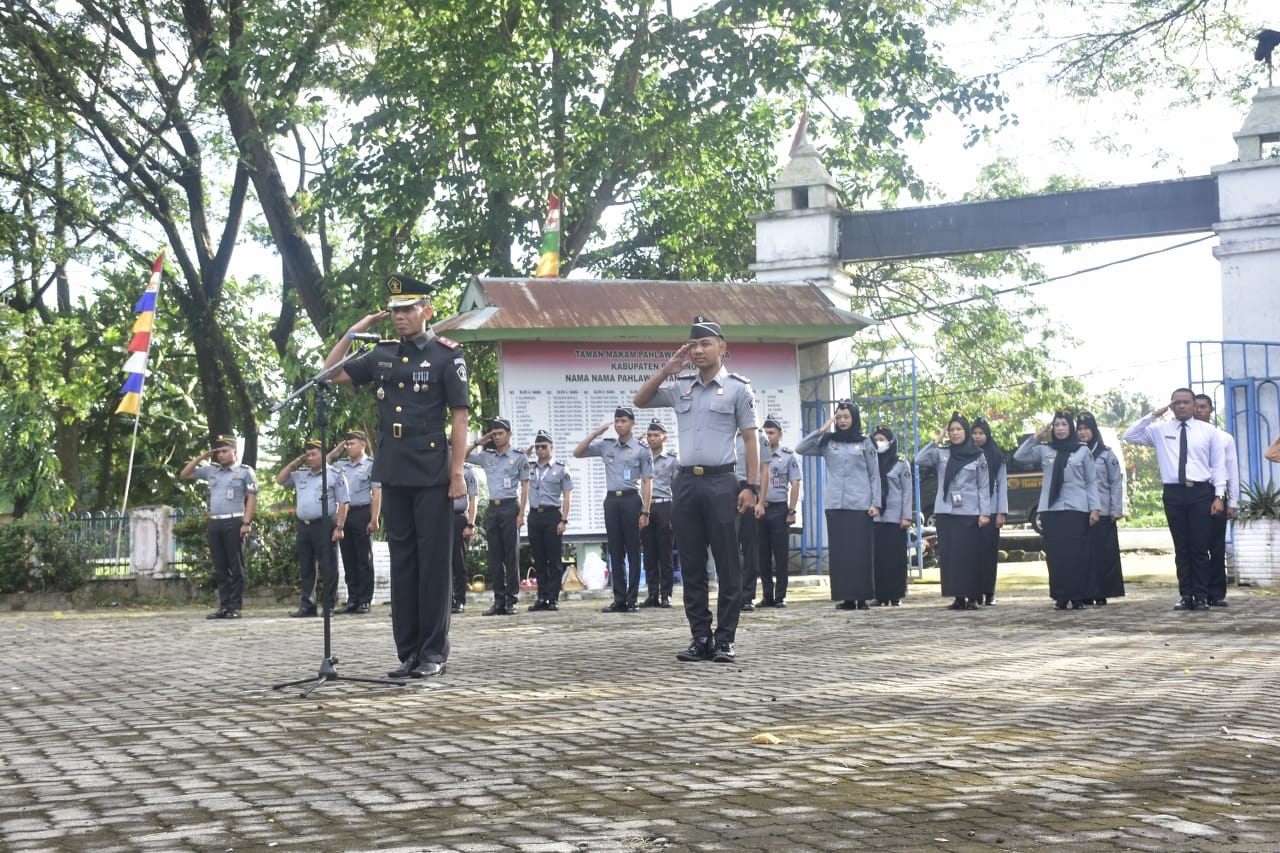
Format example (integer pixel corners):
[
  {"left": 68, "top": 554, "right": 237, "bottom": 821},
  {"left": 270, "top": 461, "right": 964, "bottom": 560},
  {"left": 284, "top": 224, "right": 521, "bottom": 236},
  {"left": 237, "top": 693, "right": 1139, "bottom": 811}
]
[
  {"left": 226, "top": 488, "right": 235, "bottom": 500},
  {"left": 503, "top": 477, "right": 512, "bottom": 489}
]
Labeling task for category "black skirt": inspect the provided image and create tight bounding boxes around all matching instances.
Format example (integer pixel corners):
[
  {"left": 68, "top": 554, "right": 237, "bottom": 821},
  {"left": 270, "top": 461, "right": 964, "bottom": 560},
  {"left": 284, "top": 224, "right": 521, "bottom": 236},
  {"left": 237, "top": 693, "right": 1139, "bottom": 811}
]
[
  {"left": 977, "top": 519, "right": 1000, "bottom": 596},
  {"left": 1087, "top": 517, "right": 1125, "bottom": 598},
  {"left": 827, "top": 509, "right": 875, "bottom": 601},
  {"left": 1040, "top": 509, "right": 1091, "bottom": 601},
  {"left": 872, "top": 522, "right": 908, "bottom": 601},
  {"left": 936, "top": 513, "right": 984, "bottom": 599}
]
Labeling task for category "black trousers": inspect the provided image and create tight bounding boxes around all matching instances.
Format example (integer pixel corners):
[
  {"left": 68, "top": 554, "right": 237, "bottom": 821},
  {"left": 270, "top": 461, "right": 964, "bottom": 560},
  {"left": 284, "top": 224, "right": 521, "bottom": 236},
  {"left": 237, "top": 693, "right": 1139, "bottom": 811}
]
[
  {"left": 1164, "top": 482, "right": 1214, "bottom": 601},
  {"left": 737, "top": 481, "right": 759, "bottom": 601},
  {"left": 1208, "top": 513, "right": 1229, "bottom": 600},
  {"left": 485, "top": 501, "right": 521, "bottom": 608},
  {"left": 756, "top": 502, "right": 790, "bottom": 603},
  {"left": 382, "top": 484, "right": 452, "bottom": 665},
  {"left": 207, "top": 517, "right": 246, "bottom": 610},
  {"left": 296, "top": 518, "right": 338, "bottom": 612},
  {"left": 603, "top": 490, "right": 642, "bottom": 606},
  {"left": 339, "top": 504, "right": 374, "bottom": 605},
  {"left": 672, "top": 470, "right": 741, "bottom": 645},
  {"left": 527, "top": 506, "right": 564, "bottom": 602},
  {"left": 640, "top": 500, "right": 675, "bottom": 599},
  {"left": 451, "top": 510, "right": 469, "bottom": 608}
]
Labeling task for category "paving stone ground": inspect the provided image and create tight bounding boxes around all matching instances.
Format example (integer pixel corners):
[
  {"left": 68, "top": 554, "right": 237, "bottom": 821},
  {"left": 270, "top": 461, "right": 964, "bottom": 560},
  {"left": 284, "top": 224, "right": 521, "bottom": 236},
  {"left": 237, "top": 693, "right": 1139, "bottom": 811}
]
[{"left": 1, "top": 556, "right": 1277, "bottom": 852}]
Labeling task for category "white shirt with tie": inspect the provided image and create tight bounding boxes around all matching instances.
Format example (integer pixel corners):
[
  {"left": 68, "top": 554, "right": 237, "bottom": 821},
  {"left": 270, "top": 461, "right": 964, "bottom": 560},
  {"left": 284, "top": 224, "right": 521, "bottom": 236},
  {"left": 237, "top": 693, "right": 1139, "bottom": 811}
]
[{"left": 1122, "top": 414, "right": 1225, "bottom": 493}]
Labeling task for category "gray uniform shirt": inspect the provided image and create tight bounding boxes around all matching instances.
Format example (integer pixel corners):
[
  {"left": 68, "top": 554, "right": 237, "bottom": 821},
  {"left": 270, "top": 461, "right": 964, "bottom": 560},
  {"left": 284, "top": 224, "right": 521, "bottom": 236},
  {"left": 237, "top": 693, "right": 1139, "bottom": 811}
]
[
  {"left": 796, "top": 430, "right": 881, "bottom": 511},
  {"left": 192, "top": 463, "right": 258, "bottom": 516},
  {"left": 286, "top": 466, "right": 350, "bottom": 522},
  {"left": 646, "top": 366, "right": 757, "bottom": 466},
  {"left": 581, "top": 436, "right": 651, "bottom": 492},
  {"left": 988, "top": 458, "right": 1009, "bottom": 515},
  {"left": 649, "top": 451, "right": 679, "bottom": 500},
  {"left": 334, "top": 455, "right": 376, "bottom": 507},
  {"left": 875, "top": 458, "right": 914, "bottom": 525},
  {"left": 529, "top": 459, "right": 574, "bottom": 507},
  {"left": 914, "top": 443, "right": 993, "bottom": 517},
  {"left": 1091, "top": 447, "right": 1126, "bottom": 517},
  {"left": 467, "top": 447, "right": 529, "bottom": 500},
  {"left": 1013, "top": 437, "right": 1101, "bottom": 514},
  {"left": 736, "top": 431, "right": 770, "bottom": 482},
  {"left": 452, "top": 466, "right": 478, "bottom": 514},
  {"left": 764, "top": 445, "right": 802, "bottom": 503}
]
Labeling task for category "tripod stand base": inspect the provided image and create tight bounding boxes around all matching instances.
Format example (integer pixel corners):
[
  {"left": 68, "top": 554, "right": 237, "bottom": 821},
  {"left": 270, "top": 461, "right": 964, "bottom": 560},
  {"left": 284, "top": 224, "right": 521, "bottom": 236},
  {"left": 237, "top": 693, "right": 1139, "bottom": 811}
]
[{"left": 272, "top": 656, "right": 408, "bottom": 698}]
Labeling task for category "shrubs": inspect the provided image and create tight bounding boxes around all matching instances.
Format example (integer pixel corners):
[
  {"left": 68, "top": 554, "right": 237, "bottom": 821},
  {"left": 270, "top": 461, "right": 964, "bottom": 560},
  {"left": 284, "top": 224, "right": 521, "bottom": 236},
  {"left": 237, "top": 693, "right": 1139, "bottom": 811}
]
[
  {"left": 174, "top": 509, "right": 300, "bottom": 589},
  {"left": 0, "top": 518, "right": 94, "bottom": 593}
]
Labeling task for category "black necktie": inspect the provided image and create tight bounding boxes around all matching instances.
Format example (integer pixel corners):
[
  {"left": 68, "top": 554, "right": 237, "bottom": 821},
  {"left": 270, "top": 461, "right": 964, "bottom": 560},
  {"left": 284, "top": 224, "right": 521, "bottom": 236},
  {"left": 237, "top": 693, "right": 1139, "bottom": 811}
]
[{"left": 1177, "top": 421, "right": 1188, "bottom": 483}]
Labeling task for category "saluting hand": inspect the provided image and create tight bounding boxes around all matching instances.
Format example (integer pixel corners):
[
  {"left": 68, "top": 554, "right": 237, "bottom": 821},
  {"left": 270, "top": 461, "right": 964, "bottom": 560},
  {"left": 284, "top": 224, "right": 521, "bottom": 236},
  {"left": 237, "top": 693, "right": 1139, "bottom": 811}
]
[
  {"left": 1152, "top": 404, "right": 1170, "bottom": 418},
  {"left": 350, "top": 311, "right": 390, "bottom": 333},
  {"left": 1035, "top": 424, "right": 1052, "bottom": 441},
  {"left": 662, "top": 343, "right": 691, "bottom": 377}
]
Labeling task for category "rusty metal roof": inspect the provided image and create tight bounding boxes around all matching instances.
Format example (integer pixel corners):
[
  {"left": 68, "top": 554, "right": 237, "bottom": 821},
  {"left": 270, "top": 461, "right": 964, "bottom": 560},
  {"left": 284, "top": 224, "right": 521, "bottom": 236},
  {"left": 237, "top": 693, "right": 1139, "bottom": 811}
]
[{"left": 434, "top": 277, "right": 874, "bottom": 345}]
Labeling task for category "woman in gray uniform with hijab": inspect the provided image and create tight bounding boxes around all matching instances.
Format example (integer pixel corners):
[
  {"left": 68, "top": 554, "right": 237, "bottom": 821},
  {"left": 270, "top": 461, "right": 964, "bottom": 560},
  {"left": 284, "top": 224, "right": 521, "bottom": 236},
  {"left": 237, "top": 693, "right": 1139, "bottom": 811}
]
[
  {"left": 797, "top": 401, "right": 880, "bottom": 610},
  {"left": 971, "top": 416, "right": 1008, "bottom": 606},
  {"left": 871, "top": 425, "right": 912, "bottom": 607},
  {"left": 915, "top": 413, "right": 991, "bottom": 610},
  {"left": 1077, "top": 412, "right": 1125, "bottom": 605},
  {"left": 1014, "top": 411, "right": 1101, "bottom": 610}
]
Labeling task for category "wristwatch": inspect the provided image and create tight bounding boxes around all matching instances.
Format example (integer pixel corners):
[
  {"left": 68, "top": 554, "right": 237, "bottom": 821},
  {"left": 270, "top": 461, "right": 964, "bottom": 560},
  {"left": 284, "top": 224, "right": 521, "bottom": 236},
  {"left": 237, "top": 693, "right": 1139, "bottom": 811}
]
[{"left": 744, "top": 483, "right": 759, "bottom": 495}]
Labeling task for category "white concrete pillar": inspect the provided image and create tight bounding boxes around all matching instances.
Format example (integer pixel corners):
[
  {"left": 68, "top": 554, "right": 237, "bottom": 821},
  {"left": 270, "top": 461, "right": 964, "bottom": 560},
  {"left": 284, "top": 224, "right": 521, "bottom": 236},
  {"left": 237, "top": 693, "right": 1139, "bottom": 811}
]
[{"left": 129, "top": 506, "right": 173, "bottom": 577}]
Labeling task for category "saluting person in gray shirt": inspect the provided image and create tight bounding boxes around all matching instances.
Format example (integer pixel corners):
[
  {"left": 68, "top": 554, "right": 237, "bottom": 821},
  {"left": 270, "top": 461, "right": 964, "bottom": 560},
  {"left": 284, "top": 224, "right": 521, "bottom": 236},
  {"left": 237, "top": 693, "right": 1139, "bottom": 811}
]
[
  {"left": 277, "top": 439, "right": 350, "bottom": 617},
  {"left": 181, "top": 433, "right": 258, "bottom": 620},
  {"left": 915, "top": 413, "right": 991, "bottom": 610},
  {"left": 328, "top": 429, "right": 381, "bottom": 614},
  {"left": 870, "top": 425, "right": 912, "bottom": 607},
  {"left": 467, "top": 417, "right": 529, "bottom": 615}
]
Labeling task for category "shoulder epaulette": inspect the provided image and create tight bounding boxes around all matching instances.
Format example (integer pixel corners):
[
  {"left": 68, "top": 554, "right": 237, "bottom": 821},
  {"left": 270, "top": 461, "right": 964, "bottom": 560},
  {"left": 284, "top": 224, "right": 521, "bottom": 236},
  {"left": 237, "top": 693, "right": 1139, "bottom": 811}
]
[
  {"left": 437, "top": 336, "right": 461, "bottom": 349},
  {"left": 727, "top": 371, "right": 751, "bottom": 383},
  {"left": 779, "top": 446, "right": 793, "bottom": 454},
  {"left": 673, "top": 369, "right": 698, "bottom": 380}
]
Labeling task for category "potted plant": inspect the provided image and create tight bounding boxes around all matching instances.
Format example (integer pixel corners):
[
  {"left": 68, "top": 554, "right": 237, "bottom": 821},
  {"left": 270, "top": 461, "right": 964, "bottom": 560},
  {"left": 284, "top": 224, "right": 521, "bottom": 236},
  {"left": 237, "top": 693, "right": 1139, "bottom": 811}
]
[{"left": 1232, "top": 480, "right": 1280, "bottom": 587}]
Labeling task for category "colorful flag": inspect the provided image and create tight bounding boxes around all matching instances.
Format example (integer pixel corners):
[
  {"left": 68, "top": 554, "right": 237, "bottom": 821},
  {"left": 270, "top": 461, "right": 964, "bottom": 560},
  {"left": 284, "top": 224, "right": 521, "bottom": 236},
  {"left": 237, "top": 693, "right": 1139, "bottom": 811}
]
[
  {"left": 115, "top": 254, "right": 164, "bottom": 416},
  {"left": 535, "top": 193, "right": 560, "bottom": 278},
  {"left": 789, "top": 105, "right": 809, "bottom": 156}
]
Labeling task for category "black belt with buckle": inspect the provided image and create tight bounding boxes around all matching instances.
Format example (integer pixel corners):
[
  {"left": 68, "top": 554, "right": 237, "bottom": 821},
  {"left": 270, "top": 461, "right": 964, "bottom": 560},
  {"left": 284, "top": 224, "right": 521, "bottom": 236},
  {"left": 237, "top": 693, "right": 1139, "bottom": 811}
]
[
  {"left": 651, "top": 498, "right": 671, "bottom": 504},
  {"left": 1166, "top": 480, "right": 1210, "bottom": 488},
  {"left": 606, "top": 489, "right": 638, "bottom": 497},
  {"left": 298, "top": 517, "right": 334, "bottom": 526},
  {"left": 680, "top": 463, "right": 734, "bottom": 475},
  {"left": 532, "top": 506, "right": 560, "bottom": 512},
  {"left": 389, "top": 424, "right": 445, "bottom": 442}
]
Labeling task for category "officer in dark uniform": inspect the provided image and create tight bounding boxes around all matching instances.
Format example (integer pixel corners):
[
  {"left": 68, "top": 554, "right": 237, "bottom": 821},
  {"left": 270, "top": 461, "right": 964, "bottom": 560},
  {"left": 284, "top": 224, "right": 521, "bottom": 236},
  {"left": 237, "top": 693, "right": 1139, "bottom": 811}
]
[
  {"left": 635, "top": 316, "right": 759, "bottom": 663},
  {"left": 525, "top": 430, "right": 574, "bottom": 611},
  {"left": 328, "top": 429, "right": 380, "bottom": 614},
  {"left": 640, "top": 420, "right": 678, "bottom": 608},
  {"left": 180, "top": 434, "right": 258, "bottom": 620},
  {"left": 276, "top": 439, "right": 350, "bottom": 617},
  {"left": 323, "top": 273, "right": 469, "bottom": 679}
]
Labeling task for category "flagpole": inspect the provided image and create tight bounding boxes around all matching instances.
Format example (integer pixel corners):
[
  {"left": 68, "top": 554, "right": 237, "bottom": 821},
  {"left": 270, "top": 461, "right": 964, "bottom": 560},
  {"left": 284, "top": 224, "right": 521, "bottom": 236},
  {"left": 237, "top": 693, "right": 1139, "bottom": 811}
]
[
  {"left": 120, "top": 412, "right": 142, "bottom": 515},
  {"left": 115, "top": 252, "right": 164, "bottom": 523}
]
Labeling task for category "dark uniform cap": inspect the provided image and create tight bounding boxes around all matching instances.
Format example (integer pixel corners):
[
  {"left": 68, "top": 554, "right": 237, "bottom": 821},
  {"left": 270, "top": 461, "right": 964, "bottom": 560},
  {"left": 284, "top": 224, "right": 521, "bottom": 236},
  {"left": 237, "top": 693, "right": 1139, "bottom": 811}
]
[
  {"left": 210, "top": 434, "right": 236, "bottom": 449},
  {"left": 534, "top": 429, "right": 554, "bottom": 445},
  {"left": 647, "top": 420, "right": 666, "bottom": 433},
  {"left": 489, "top": 417, "right": 512, "bottom": 433},
  {"left": 762, "top": 416, "right": 782, "bottom": 430},
  {"left": 345, "top": 429, "right": 368, "bottom": 442},
  {"left": 689, "top": 314, "right": 723, "bottom": 340},
  {"left": 614, "top": 406, "right": 635, "bottom": 421},
  {"left": 304, "top": 438, "right": 324, "bottom": 452},
  {"left": 385, "top": 272, "right": 437, "bottom": 308}
]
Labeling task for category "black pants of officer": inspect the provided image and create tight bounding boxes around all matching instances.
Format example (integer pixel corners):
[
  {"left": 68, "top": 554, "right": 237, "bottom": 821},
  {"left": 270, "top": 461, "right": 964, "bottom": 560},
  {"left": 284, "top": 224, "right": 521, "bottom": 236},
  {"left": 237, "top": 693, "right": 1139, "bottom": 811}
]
[
  {"left": 672, "top": 469, "right": 741, "bottom": 645},
  {"left": 296, "top": 518, "right": 338, "bottom": 613},
  {"left": 485, "top": 500, "right": 521, "bottom": 608},
  {"left": 640, "top": 499, "right": 674, "bottom": 600},
  {"left": 207, "top": 517, "right": 246, "bottom": 611},
  {"left": 339, "top": 504, "right": 374, "bottom": 606},
  {"left": 604, "top": 490, "right": 643, "bottom": 606},
  {"left": 757, "top": 501, "right": 791, "bottom": 604},
  {"left": 527, "top": 506, "right": 563, "bottom": 603},
  {"left": 1207, "top": 512, "right": 1229, "bottom": 601},
  {"left": 1164, "top": 481, "right": 1214, "bottom": 602},
  {"left": 737, "top": 480, "right": 759, "bottom": 602},
  {"left": 382, "top": 484, "right": 452, "bottom": 665},
  {"left": 451, "top": 509, "right": 469, "bottom": 608}
]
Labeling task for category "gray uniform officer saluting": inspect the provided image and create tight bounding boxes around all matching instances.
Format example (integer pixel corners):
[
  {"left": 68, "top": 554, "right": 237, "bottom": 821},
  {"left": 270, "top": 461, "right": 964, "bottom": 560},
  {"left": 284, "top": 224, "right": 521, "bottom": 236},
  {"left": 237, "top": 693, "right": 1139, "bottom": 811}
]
[
  {"left": 635, "top": 315, "right": 759, "bottom": 664},
  {"left": 322, "top": 273, "right": 469, "bottom": 680},
  {"left": 180, "top": 434, "right": 258, "bottom": 620}
]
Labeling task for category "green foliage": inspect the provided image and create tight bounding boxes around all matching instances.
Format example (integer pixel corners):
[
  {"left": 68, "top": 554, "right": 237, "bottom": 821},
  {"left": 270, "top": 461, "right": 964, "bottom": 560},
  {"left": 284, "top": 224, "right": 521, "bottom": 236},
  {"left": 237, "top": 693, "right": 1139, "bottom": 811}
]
[
  {"left": 1238, "top": 480, "right": 1280, "bottom": 523},
  {"left": 174, "top": 509, "right": 303, "bottom": 590},
  {"left": 0, "top": 519, "right": 94, "bottom": 593}
]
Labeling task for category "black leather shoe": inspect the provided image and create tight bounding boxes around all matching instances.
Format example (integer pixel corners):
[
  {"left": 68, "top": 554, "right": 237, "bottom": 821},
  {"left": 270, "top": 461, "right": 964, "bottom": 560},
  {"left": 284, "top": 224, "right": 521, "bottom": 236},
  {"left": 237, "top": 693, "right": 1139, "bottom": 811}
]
[
  {"left": 339, "top": 601, "right": 360, "bottom": 614},
  {"left": 528, "top": 600, "right": 549, "bottom": 612},
  {"left": 451, "top": 603, "right": 465, "bottom": 614},
  {"left": 1070, "top": 600, "right": 1088, "bottom": 610},
  {"left": 758, "top": 599, "right": 776, "bottom": 608},
  {"left": 1208, "top": 598, "right": 1228, "bottom": 607},
  {"left": 638, "top": 597, "right": 660, "bottom": 608},
  {"left": 411, "top": 661, "right": 446, "bottom": 678},
  {"left": 601, "top": 602, "right": 629, "bottom": 613},
  {"left": 889, "top": 599, "right": 900, "bottom": 607},
  {"left": 502, "top": 605, "right": 519, "bottom": 615},
  {"left": 1173, "top": 597, "right": 1194, "bottom": 611},
  {"left": 658, "top": 597, "right": 673, "bottom": 608},
  {"left": 964, "top": 599, "right": 979, "bottom": 610},
  {"left": 948, "top": 598, "right": 967, "bottom": 611},
  {"left": 1191, "top": 598, "right": 1210, "bottom": 611},
  {"left": 774, "top": 600, "right": 787, "bottom": 608},
  {"left": 856, "top": 600, "right": 870, "bottom": 610},
  {"left": 711, "top": 641, "right": 736, "bottom": 663},
  {"left": 388, "top": 659, "right": 417, "bottom": 678},
  {"left": 740, "top": 602, "right": 755, "bottom": 612},
  {"left": 482, "top": 604, "right": 504, "bottom": 616},
  {"left": 1093, "top": 598, "right": 1108, "bottom": 606},
  {"left": 545, "top": 601, "right": 559, "bottom": 611},
  {"left": 206, "top": 608, "right": 228, "bottom": 620},
  {"left": 289, "top": 607, "right": 318, "bottom": 618},
  {"left": 983, "top": 594, "right": 995, "bottom": 606},
  {"left": 626, "top": 602, "right": 639, "bottom": 612},
  {"left": 354, "top": 603, "right": 371, "bottom": 614},
  {"left": 676, "top": 636, "right": 713, "bottom": 662},
  {"left": 836, "top": 600, "right": 857, "bottom": 610},
  {"left": 223, "top": 610, "right": 241, "bottom": 619}
]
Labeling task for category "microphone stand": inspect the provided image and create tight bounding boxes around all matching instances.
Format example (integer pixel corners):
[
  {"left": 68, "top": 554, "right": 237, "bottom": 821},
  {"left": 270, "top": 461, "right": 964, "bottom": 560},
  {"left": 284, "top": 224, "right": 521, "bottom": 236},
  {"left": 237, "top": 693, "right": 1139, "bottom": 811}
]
[{"left": 270, "top": 346, "right": 407, "bottom": 698}]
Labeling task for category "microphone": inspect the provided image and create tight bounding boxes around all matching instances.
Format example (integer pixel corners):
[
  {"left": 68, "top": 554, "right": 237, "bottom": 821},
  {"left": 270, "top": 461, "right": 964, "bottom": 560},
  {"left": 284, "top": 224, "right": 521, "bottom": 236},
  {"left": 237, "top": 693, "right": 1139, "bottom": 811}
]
[{"left": 348, "top": 332, "right": 383, "bottom": 343}]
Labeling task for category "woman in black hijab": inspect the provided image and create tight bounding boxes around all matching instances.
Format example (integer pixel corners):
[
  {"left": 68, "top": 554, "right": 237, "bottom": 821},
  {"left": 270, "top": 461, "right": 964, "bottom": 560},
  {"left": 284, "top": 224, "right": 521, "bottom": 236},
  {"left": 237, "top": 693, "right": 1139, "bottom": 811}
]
[
  {"left": 1077, "top": 412, "right": 1125, "bottom": 604},
  {"left": 915, "top": 412, "right": 992, "bottom": 610},
  {"left": 971, "top": 417, "right": 1008, "bottom": 606},
  {"left": 871, "top": 425, "right": 913, "bottom": 606}
]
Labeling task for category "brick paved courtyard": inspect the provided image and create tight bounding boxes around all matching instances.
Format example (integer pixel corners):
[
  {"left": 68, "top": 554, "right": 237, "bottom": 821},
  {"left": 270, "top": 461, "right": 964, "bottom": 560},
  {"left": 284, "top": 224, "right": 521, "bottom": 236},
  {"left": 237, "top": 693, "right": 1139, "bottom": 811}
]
[{"left": 1, "top": 568, "right": 1277, "bottom": 852}]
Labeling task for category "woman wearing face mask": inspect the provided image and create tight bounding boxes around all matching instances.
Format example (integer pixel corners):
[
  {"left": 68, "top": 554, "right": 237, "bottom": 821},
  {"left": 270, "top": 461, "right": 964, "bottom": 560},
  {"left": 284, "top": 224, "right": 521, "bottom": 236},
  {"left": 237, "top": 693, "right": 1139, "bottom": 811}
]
[
  {"left": 871, "top": 425, "right": 912, "bottom": 607},
  {"left": 970, "top": 417, "right": 1008, "bottom": 606},
  {"left": 1014, "top": 411, "right": 1101, "bottom": 610},
  {"left": 797, "top": 401, "right": 880, "bottom": 610},
  {"left": 915, "top": 412, "right": 991, "bottom": 610},
  {"left": 1076, "top": 412, "right": 1125, "bottom": 605}
]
